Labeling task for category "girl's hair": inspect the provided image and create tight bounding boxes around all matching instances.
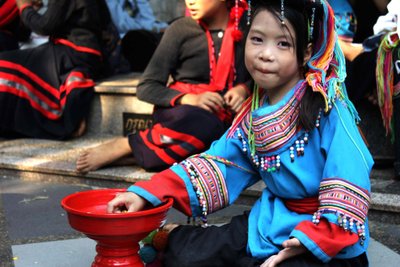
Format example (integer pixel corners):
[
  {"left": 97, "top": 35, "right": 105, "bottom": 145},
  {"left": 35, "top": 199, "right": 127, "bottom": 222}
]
[{"left": 251, "top": 0, "right": 327, "bottom": 131}]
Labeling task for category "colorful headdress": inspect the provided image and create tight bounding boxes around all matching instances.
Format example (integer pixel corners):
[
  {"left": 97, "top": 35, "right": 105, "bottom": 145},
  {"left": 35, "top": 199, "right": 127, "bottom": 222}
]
[{"left": 228, "top": 0, "right": 358, "bottom": 138}]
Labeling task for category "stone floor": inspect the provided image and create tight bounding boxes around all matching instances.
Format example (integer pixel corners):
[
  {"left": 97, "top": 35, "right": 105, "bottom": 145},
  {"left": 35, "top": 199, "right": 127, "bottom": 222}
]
[{"left": 1, "top": 167, "right": 400, "bottom": 267}]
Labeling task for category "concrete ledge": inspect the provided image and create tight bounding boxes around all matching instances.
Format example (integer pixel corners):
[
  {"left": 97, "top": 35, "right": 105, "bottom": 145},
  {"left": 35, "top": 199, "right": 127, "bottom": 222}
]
[
  {"left": 0, "top": 137, "right": 154, "bottom": 183},
  {"left": 89, "top": 72, "right": 154, "bottom": 136},
  {"left": 371, "top": 192, "right": 400, "bottom": 213},
  {"left": 94, "top": 72, "right": 142, "bottom": 94}
]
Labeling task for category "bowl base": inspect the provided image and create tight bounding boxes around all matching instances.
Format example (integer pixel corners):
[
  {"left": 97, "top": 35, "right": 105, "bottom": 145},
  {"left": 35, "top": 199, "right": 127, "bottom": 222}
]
[{"left": 91, "top": 243, "right": 144, "bottom": 267}]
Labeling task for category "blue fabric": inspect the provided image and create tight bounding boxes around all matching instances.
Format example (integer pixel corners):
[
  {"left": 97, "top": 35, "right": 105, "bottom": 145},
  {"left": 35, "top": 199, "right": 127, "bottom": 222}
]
[
  {"left": 127, "top": 185, "right": 162, "bottom": 206},
  {"left": 105, "top": 0, "right": 168, "bottom": 35},
  {"left": 130, "top": 84, "right": 373, "bottom": 262},
  {"left": 328, "top": 0, "right": 357, "bottom": 40}
]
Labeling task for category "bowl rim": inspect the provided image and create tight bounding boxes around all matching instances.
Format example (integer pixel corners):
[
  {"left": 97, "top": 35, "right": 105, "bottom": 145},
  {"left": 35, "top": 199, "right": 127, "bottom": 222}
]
[{"left": 61, "top": 188, "right": 173, "bottom": 218}]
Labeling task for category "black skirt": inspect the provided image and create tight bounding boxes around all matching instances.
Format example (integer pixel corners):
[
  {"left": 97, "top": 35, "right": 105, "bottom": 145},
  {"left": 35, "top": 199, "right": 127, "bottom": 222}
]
[{"left": 0, "top": 41, "right": 102, "bottom": 139}]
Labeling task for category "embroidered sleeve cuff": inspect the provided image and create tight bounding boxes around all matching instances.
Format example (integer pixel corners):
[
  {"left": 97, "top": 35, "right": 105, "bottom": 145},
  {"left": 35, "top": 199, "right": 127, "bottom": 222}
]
[
  {"left": 291, "top": 219, "right": 359, "bottom": 262},
  {"left": 313, "top": 178, "right": 370, "bottom": 239},
  {"left": 132, "top": 168, "right": 193, "bottom": 216},
  {"left": 178, "top": 156, "right": 230, "bottom": 224}
]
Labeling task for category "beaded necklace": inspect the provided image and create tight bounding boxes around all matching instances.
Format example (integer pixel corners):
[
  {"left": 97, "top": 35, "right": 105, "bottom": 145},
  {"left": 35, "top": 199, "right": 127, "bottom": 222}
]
[{"left": 236, "top": 81, "right": 325, "bottom": 172}]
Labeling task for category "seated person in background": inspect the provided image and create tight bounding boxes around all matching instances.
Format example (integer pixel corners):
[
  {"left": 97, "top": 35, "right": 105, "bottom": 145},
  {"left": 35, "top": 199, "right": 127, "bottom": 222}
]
[
  {"left": 76, "top": 0, "right": 252, "bottom": 173},
  {"left": 373, "top": 0, "right": 400, "bottom": 177},
  {"left": 328, "top": 0, "right": 380, "bottom": 105},
  {"left": 106, "top": 0, "right": 169, "bottom": 72},
  {"left": 0, "top": 0, "right": 115, "bottom": 140},
  {"left": 0, "top": 0, "right": 30, "bottom": 51}
]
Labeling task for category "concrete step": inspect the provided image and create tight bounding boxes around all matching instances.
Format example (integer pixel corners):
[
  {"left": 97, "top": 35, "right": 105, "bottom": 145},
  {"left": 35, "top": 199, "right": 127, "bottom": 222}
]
[
  {"left": 88, "top": 72, "right": 154, "bottom": 136},
  {"left": 0, "top": 136, "right": 154, "bottom": 183}
]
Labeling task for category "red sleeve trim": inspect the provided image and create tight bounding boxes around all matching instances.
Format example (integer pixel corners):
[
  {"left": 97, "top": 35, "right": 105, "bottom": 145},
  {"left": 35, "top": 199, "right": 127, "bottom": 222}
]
[
  {"left": 135, "top": 169, "right": 192, "bottom": 216},
  {"left": 295, "top": 219, "right": 358, "bottom": 258},
  {"left": 170, "top": 92, "right": 185, "bottom": 106}
]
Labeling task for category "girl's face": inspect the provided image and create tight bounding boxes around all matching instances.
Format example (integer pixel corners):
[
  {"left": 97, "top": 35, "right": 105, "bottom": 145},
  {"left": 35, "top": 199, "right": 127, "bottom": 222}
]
[
  {"left": 245, "top": 9, "right": 310, "bottom": 101},
  {"left": 185, "top": 0, "right": 226, "bottom": 21}
]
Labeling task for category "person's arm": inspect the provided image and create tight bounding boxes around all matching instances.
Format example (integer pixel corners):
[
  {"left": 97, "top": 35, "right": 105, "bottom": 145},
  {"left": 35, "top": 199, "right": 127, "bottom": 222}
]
[
  {"left": 125, "top": 130, "right": 260, "bottom": 218},
  {"left": 17, "top": 0, "right": 69, "bottom": 36},
  {"left": 136, "top": 19, "right": 188, "bottom": 107},
  {"left": 338, "top": 39, "right": 364, "bottom": 61},
  {"left": 289, "top": 99, "right": 374, "bottom": 262}
]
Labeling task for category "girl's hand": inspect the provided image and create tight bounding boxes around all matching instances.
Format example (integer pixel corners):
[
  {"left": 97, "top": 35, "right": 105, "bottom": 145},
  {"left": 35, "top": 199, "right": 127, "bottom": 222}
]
[
  {"left": 260, "top": 238, "right": 307, "bottom": 267},
  {"left": 107, "top": 192, "right": 147, "bottom": 213},
  {"left": 178, "top": 92, "right": 225, "bottom": 113},
  {"left": 223, "top": 85, "right": 248, "bottom": 113}
]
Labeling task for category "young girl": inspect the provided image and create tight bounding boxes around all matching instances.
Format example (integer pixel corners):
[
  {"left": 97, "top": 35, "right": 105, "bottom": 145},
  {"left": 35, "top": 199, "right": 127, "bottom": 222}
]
[
  {"left": 107, "top": 0, "right": 373, "bottom": 266},
  {"left": 76, "top": 0, "right": 251, "bottom": 172}
]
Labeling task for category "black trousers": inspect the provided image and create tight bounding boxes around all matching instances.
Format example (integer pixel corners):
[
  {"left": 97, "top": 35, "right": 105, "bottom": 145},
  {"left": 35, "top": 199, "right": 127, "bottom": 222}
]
[{"left": 164, "top": 212, "right": 369, "bottom": 267}]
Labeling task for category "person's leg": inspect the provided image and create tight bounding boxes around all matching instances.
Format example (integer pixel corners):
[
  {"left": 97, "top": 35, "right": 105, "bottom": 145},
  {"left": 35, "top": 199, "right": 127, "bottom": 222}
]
[
  {"left": 163, "top": 212, "right": 262, "bottom": 267},
  {"left": 130, "top": 105, "right": 226, "bottom": 171},
  {"left": 75, "top": 137, "right": 133, "bottom": 173}
]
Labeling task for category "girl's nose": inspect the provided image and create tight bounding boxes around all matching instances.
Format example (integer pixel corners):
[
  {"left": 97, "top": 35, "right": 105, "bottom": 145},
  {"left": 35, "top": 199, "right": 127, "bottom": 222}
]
[{"left": 258, "top": 47, "right": 274, "bottom": 61}]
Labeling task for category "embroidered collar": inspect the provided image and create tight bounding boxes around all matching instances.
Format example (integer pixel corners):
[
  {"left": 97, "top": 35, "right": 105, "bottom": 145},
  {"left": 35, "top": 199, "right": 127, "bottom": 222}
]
[{"left": 241, "top": 80, "right": 307, "bottom": 155}]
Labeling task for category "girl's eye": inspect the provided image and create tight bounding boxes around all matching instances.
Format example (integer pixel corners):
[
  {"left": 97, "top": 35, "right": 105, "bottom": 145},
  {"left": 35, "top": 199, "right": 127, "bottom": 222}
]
[
  {"left": 278, "top": 41, "right": 291, "bottom": 48},
  {"left": 250, "top": 36, "right": 263, "bottom": 44}
]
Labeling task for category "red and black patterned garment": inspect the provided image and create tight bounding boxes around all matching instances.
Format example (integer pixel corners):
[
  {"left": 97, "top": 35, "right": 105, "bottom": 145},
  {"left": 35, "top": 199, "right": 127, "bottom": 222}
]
[
  {"left": 0, "top": 0, "right": 28, "bottom": 51},
  {"left": 0, "top": 0, "right": 111, "bottom": 139},
  {"left": 131, "top": 15, "right": 251, "bottom": 171}
]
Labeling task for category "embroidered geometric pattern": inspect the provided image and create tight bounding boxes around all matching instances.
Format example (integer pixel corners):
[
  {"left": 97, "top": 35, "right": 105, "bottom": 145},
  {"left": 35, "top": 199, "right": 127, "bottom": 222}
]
[
  {"left": 239, "top": 84, "right": 305, "bottom": 154},
  {"left": 312, "top": 178, "right": 371, "bottom": 244},
  {"left": 181, "top": 157, "right": 229, "bottom": 225}
]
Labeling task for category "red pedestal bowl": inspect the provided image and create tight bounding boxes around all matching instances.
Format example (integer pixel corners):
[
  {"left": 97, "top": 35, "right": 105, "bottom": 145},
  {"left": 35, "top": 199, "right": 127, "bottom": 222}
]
[{"left": 61, "top": 188, "right": 173, "bottom": 267}]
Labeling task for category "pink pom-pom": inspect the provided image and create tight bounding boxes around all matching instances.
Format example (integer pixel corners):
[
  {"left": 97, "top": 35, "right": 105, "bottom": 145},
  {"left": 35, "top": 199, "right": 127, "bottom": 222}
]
[{"left": 232, "top": 30, "right": 243, "bottom": 42}]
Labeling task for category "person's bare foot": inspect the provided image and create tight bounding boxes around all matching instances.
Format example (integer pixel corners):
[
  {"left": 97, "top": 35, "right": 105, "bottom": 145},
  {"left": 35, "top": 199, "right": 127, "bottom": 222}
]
[{"left": 76, "top": 137, "right": 132, "bottom": 173}]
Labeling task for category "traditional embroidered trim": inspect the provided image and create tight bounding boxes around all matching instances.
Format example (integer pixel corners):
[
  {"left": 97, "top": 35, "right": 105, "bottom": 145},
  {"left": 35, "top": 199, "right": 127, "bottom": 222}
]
[
  {"left": 181, "top": 157, "right": 229, "bottom": 226},
  {"left": 312, "top": 178, "right": 371, "bottom": 245},
  {"left": 236, "top": 107, "right": 323, "bottom": 172},
  {"left": 240, "top": 82, "right": 306, "bottom": 154}
]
